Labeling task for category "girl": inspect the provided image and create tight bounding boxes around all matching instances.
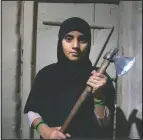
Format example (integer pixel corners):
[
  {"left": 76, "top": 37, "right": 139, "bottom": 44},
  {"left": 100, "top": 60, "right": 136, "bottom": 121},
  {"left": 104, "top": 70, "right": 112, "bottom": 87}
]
[{"left": 24, "top": 17, "right": 115, "bottom": 139}]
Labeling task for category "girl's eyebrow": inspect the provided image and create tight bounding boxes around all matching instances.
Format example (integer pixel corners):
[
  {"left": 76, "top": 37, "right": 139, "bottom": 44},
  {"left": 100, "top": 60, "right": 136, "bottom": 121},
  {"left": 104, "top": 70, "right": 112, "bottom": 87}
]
[
  {"left": 65, "top": 34, "right": 73, "bottom": 36},
  {"left": 66, "top": 32, "right": 84, "bottom": 35},
  {"left": 65, "top": 34, "right": 85, "bottom": 38},
  {"left": 64, "top": 34, "right": 73, "bottom": 38}
]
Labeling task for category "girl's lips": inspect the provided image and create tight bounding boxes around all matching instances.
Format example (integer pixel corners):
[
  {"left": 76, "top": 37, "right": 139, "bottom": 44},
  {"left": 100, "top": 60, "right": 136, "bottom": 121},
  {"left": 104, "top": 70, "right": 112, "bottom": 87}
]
[
  {"left": 71, "top": 52, "right": 78, "bottom": 54},
  {"left": 71, "top": 52, "right": 79, "bottom": 56}
]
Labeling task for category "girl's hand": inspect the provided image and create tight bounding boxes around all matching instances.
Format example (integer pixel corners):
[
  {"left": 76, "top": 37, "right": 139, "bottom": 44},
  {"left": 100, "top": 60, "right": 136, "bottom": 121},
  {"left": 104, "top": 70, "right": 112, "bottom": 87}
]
[
  {"left": 87, "top": 70, "right": 107, "bottom": 94},
  {"left": 38, "top": 125, "right": 71, "bottom": 139}
]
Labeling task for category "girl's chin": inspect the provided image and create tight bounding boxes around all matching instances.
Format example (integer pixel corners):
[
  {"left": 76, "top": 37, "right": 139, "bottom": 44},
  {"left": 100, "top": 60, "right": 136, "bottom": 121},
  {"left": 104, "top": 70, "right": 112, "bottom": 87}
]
[
  {"left": 70, "top": 56, "right": 80, "bottom": 61},
  {"left": 68, "top": 57, "right": 82, "bottom": 63}
]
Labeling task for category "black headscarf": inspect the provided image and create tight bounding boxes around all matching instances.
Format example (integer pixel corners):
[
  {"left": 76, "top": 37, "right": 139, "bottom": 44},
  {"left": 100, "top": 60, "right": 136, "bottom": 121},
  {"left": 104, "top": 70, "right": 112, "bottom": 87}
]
[
  {"left": 24, "top": 17, "right": 115, "bottom": 138},
  {"left": 57, "top": 17, "right": 92, "bottom": 76},
  {"left": 57, "top": 17, "right": 91, "bottom": 63}
]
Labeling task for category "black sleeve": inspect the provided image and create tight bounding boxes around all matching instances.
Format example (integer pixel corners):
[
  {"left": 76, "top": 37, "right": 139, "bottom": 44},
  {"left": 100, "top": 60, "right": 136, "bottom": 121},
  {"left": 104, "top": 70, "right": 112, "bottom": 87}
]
[
  {"left": 24, "top": 69, "right": 45, "bottom": 114},
  {"left": 94, "top": 67, "right": 116, "bottom": 115},
  {"left": 102, "top": 73, "right": 116, "bottom": 138},
  {"left": 104, "top": 73, "right": 116, "bottom": 114},
  {"left": 92, "top": 70, "right": 116, "bottom": 138}
]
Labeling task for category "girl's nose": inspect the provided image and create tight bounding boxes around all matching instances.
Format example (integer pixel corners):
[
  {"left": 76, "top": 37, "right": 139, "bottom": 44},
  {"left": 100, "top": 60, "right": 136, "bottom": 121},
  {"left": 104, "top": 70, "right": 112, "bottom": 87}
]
[{"left": 73, "top": 39, "right": 79, "bottom": 49}]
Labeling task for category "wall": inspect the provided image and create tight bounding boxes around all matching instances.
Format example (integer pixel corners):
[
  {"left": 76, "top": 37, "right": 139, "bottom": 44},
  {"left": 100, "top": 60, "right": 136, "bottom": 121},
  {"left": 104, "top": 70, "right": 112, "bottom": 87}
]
[
  {"left": 2, "top": 1, "right": 18, "bottom": 138},
  {"left": 35, "top": 2, "right": 119, "bottom": 138},
  {"left": 2, "top": 2, "right": 119, "bottom": 138},
  {"left": 2, "top": 1, "right": 34, "bottom": 139},
  {"left": 36, "top": 2, "right": 118, "bottom": 80},
  {"left": 3, "top": 1, "right": 142, "bottom": 139},
  {"left": 21, "top": 2, "right": 34, "bottom": 139},
  {"left": 116, "top": 1, "right": 142, "bottom": 139}
]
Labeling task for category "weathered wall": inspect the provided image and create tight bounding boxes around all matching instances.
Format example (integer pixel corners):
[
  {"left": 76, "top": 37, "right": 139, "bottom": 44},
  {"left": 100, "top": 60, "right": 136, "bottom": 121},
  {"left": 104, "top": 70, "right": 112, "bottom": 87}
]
[
  {"left": 35, "top": 2, "right": 119, "bottom": 138},
  {"left": 2, "top": 1, "right": 34, "bottom": 139},
  {"left": 2, "top": 1, "right": 142, "bottom": 139},
  {"left": 2, "top": 1, "right": 18, "bottom": 138},
  {"left": 21, "top": 2, "right": 34, "bottom": 139},
  {"left": 2, "top": 2, "right": 119, "bottom": 139},
  {"left": 116, "top": 1, "right": 142, "bottom": 139},
  {"left": 36, "top": 3, "right": 118, "bottom": 81}
]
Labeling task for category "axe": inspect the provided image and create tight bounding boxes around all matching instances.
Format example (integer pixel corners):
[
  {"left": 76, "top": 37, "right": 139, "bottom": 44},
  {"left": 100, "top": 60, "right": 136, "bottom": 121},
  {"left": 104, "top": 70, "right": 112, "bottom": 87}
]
[{"left": 60, "top": 48, "right": 135, "bottom": 133}]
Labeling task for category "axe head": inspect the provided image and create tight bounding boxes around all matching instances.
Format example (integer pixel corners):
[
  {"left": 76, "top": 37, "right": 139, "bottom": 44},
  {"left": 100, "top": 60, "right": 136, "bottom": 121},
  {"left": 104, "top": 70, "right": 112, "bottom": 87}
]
[{"left": 113, "top": 55, "right": 135, "bottom": 76}]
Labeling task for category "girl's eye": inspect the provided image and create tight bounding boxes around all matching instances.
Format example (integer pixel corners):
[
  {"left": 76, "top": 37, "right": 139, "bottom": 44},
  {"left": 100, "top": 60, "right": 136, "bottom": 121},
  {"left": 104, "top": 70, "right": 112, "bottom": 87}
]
[
  {"left": 79, "top": 35, "right": 88, "bottom": 43},
  {"left": 64, "top": 35, "right": 73, "bottom": 42}
]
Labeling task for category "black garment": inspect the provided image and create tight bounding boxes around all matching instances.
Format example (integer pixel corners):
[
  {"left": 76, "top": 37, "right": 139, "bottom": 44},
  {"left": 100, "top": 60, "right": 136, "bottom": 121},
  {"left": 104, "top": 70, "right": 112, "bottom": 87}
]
[
  {"left": 24, "top": 17, "right": 116, "bottom": 138},
  {"left": 24, "top": 63, "right": 115, "bottom": 138}
]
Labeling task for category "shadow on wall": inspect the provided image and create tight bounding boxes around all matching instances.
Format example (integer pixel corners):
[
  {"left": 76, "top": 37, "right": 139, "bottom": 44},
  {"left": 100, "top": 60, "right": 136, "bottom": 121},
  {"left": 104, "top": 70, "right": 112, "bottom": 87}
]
[{"left": 116, "top": 107, "right": 142, "bottom": 139}]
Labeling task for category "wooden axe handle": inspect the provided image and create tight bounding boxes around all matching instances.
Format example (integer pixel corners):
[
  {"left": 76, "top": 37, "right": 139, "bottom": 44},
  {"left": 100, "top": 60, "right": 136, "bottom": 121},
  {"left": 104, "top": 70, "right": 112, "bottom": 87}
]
[{"left": 60, "top": 59, "right": 110, "bottom": 133}]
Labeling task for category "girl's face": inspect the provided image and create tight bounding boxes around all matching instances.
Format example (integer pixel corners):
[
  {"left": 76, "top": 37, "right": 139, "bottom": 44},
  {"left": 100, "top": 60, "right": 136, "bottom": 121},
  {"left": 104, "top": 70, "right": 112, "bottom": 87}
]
[{"left": 62, "top": 31, "right": 89, "bottom": 61}]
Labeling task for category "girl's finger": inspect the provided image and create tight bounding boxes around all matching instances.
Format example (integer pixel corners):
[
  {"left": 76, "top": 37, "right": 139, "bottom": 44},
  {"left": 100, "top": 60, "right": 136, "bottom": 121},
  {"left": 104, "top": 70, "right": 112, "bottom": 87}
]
[
  {"left": 96, "top": 73, "right": 106, "bottom": 78},
  {"left": 91, "top": 70, "right": 96, "bottom": 74},
  {"left": 91, "top": 70, "right": 96, "bottom": 72},
  {"left": 88, "top": 78, "right": 99, "bottom": 84},
  {"left": 87, "top": 81, "right": 99, "bottom": 89},
  {"left": 88, "top": 76, "right": 107, "bottom": 86},
  {"left": 56, "top": 126, "right": 61, "bottom": 130},
  {"left": 90, "top": 76, "right": 102, "bottom": 81},
  {"left": 66, "top": 133, "right": 71, "bottom": 137},
  {"left": 57, "top": 132, "right": 66, "bottom": 139}
]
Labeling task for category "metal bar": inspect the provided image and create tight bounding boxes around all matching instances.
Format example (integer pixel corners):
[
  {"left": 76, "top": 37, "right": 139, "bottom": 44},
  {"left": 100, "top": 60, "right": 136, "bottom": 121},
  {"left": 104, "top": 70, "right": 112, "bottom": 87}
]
[
  {"left": 15, "top": 1, "right": 23, "bottom": 138},
  {"left": 30, "top": 1, "right": 38, "bottom": 139},
  {"left": 92, "top": 3, "right": 96, "bottom": 45},
  {"left": 38, "top": 0, "right": 119, "bottom": 4},
  {"left": 93, "top": 26, "right": 114, "bottom": 67},
  {"left": 43, "top": 21, "right": 112, "bottom": 29}
]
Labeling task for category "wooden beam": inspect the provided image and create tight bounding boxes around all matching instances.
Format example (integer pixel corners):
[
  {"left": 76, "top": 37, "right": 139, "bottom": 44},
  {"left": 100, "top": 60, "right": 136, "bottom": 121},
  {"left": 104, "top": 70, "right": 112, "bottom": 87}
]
[
  {"left": 38, "top": 0, "right": 119, "bottom": 4},
  {"left": 43, "top": 21, "right": 112, "bottom": 29},
  {"left": 93, "top": 27, "right": 114, "bottom": 67}
]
